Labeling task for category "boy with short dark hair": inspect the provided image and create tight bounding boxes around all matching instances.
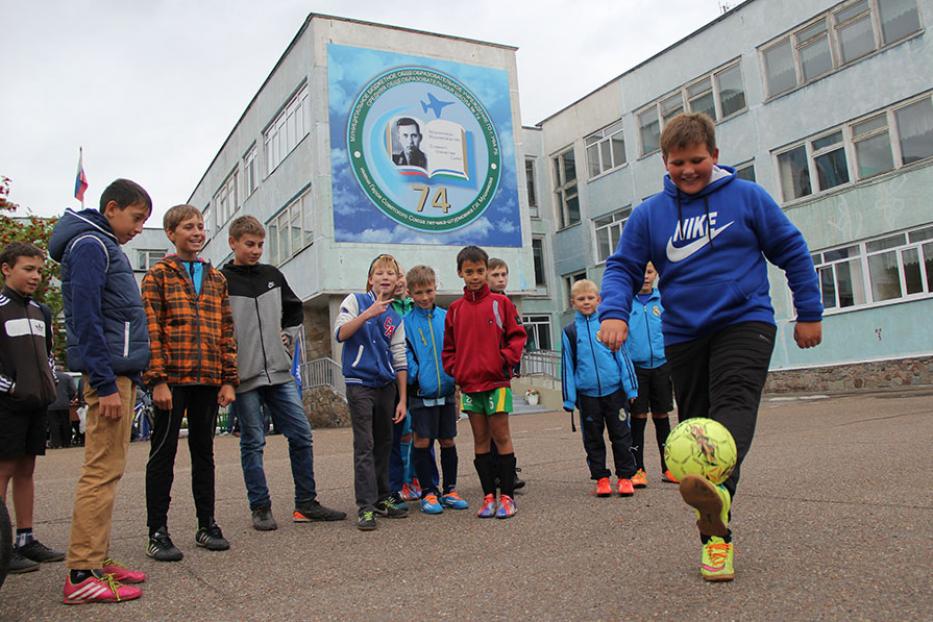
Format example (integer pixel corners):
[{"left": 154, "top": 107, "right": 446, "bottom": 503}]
[
  {"left": 0, "top": 243, "right": 64, "bottom": 575},
  {"left": 50, "top": 178, "right": 153, "bottom": 603},
  {"left": 599, "top": 112, "right": 822, "bottom": 581},
  {"left": 142, "top": 204, "right": 238, "bottom": 561},
  {"left": 562, "top": 279, "right": 639, "bottom": 497},
  {"left": 222, "top": 215, "right": 345, "bottom": 531},
  {"left": 627, "top": 262, "right": 678, "bottom": 487},
  {"left": 404, "top": 265, "right": 468, "bottom": 514},
  {"left": 443, "top": 246, "right": 526, "bottom": 519}
]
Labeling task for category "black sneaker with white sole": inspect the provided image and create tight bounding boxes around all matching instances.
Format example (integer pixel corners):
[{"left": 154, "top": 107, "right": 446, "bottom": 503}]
[
  {"left": 195, "top": 523, "right": 230, "bottom": 551},
  {"left": 146, "top": 527, "right": 184, "bottom": 562}
]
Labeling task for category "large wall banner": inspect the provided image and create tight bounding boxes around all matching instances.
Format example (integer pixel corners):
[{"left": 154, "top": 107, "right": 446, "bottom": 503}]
[{"left": 328, "top": 44, "right": 521, "bottom": 246}]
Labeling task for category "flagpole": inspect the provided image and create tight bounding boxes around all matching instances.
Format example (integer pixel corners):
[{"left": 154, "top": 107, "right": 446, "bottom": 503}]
[{"left": 79, "top": 147, "right": 84, "bottom": 208}]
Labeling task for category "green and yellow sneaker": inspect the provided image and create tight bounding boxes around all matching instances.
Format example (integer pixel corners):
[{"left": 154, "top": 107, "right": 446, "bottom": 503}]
[
  {"left": 678, "top": 474, "right": 730, "bottom": 537},
  {"left": 700, "top": 536, "right": 734, "bottom": 582}
]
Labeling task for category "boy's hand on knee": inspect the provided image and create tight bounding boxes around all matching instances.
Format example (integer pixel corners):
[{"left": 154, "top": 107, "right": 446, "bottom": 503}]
[
  {"left": 598, "top": 319, "right": 629, "bottom": 352},
  {"left": 794, "top": 321, "right": 822, "bottom": 349},
  {"left": 153, "top": 383, "right": 173, "bottom": 411},
  {"left": 99, "top": 392, "right": 124, "bottom": 420}
]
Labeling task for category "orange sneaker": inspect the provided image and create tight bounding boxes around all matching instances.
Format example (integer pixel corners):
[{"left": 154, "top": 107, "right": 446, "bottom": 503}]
[
  {"left": 632, "top": 469, "right": 648, "bottom": 488},
  {"left": 617, "top": 478, "right": 635, "bottom": 496},
  {"left": 595, "top": 477, "right": 612, "bottom": 497},
  {"left": 662, "top": 469, "right": 679, "bottom": 484}
]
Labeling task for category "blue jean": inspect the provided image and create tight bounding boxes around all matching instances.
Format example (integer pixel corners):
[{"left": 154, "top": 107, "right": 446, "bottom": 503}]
[{"left": 237, "top": 381, "right": 317, "bottom": 510}]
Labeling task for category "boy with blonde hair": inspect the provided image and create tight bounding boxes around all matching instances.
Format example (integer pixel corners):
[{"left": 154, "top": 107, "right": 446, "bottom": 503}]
[
  {"left": 599, "top": 113, "right": 822, "bottom": 581},
  {"left": 561, "top": 279, "right": 638, "bottom": 497},
  {"left": 142, "top": 204, "right": 238, "bottom": 561}
]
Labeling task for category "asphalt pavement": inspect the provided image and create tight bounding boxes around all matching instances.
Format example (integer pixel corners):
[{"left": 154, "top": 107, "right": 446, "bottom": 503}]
[{"left": 1, "top": 390, "right": 931, "bottom": 621}]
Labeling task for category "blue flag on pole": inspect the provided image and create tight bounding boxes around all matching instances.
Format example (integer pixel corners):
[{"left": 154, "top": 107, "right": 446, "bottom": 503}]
[{"left": 291, "top": 332, "right": 303, "bottom": 394}]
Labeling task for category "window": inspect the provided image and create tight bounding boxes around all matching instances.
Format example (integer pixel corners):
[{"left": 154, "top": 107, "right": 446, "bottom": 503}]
[
  {"left": 202, "top": 205, "right": 212, "bottom": 235},
  {"left": 593, "top": 207, "right": 631, "bottom": 263},
  {"left": 532, "top": 237, "right": 546, "bottom": 288},
  {"left": 265, "top": 84, "right": 310, "bottom": 175},
  {"left": 760, "top": 0, "right": 923, "bottom": 98},
  {"left": 734, "top": 162, "right": 757, "bottom": 182},
  {"left": 552, "top": 148, "right": 580, "bottom": 228},
  {"left": 563, "top": 271, "right": 586, "bottom": 309},
  {"left": 638, "top": 60, "right": 746, "bottom": 156},
  {"left": 638, "top": 108, "right": 661, "bottom": 156},
  {"left": 213, "top": 168, "right": 239, "bottom": 228},
  {"left": 775, "top": 92, "right": 933, "bottom": 202},
  {"left": 266, "top": 188, "right": 313, "bottom": 266},
  {"left": 244, "top": 146, "right": 258, "bottom": 197},
  {"left": 585, "top": 121, "right": 626, "bottom": 178},
  {"left": 813, "top": 224, "right": 933, "bottom": 310},
  {"left": 137, "top": 249, "right": 166, "bottom": 271},
  {"left": 522, "top": 315, "right": 552, "bottom": 351},
  {"left": 895, "top": 97, "right": 933, "bottom": 164},
  {"left": 525, "top": 158, "right": 539, "bottom": 218}
]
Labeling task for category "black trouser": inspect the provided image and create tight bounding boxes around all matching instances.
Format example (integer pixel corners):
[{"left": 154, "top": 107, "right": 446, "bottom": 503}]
[
  {"left": 347, "top": 383, "right": 395, "bottom": 511},
  {"left": 146, "top": 385, "right": 219, "bottom": 531},
  {"left": 48, "top": 409, "right": 72, "bottom": 448},
  {"left": 665, "top": 321, "right": 776, "bottom": 500},
  {"left": 578, "top": 389, "right": 636, "bottom": 480}
]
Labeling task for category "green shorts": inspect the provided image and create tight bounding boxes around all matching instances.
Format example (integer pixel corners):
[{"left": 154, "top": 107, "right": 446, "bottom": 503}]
[{"left": 461, "top": 388, "right": 512, "bottom": 416}]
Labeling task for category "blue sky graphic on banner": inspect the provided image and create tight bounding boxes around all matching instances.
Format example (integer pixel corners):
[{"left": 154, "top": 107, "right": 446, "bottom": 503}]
[{"left": 328, "top": 44, "right": 521, "bottom": 246}]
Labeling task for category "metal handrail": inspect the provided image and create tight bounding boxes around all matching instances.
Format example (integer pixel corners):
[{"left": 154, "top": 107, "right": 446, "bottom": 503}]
[{"left": 301, "top": 357, "right": 346, "bottom": 397}]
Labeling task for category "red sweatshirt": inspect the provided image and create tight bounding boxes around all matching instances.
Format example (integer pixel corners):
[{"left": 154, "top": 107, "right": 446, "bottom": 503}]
[{"left": 442, "top": 284, "right": 527, "bottom": 393}]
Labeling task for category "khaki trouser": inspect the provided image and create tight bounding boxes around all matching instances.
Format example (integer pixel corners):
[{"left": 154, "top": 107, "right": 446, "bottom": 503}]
[{"left": 66, "top": 376, "right": 135, "bottom": 569}]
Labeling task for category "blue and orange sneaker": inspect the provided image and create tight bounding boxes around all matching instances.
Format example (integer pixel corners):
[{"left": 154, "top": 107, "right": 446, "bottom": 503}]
[
  {"left": 477, "top": 494, "right": 497, "bottom": 518},
  {"left": 410, "top": 478, "right": 423, "bottom": 499},
  {"left": 400, "top": 483, "right": 419, "bottom": 502},
  {"left": 495, "top": 495, "right": 516, "bottom": 519},
  {"left": 440, "top": 490, "right": 469, "bottom": 510},
  {"left": 420, "top": 493, "right": 443, "bottom": 514}
]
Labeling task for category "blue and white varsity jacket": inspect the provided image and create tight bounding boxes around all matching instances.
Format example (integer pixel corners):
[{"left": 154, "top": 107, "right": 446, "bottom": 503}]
[{"left": 335, "top": 291, "right": 406, "bottom": 388}]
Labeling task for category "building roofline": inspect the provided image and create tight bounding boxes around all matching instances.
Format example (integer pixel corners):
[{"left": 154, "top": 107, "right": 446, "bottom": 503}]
[
  {"left": 535, "top": 0, "right": 753, "bottom": 126},
  {"left": 188, "top": 13, "right": 517, "bottom": 203}
]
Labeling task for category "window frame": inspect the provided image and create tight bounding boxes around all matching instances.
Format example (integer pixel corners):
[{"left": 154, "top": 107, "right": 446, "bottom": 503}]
[
  {"left": 531, "top": 236, "right": 547, "bottom": 290},
  {"left": 759, "top": 0, "right": 923, "bottom": 100},
  {"left": 136, "top": 249, "right": 167, "bottom": 271},
  {"left": 585, "top": 120, "right": 627, "bottom": 180},
  {"left": 552, "top": 146, "right": 580, "bottom": 229},
  {"left": 212, "top": 167, "right": 239, "bottom": 230},
  {"left": 773, "top": 91, "right": 933, "bottom": 204},
  {"left": 243, "top": 144, "right": 258, "bottom": 198},
  {"left": 525, "top": 157, "right": 539, "bottom": 218},
  {"left": 522, "top": 315, "right": 553, "bottom": 352},
  {"left": 264, "top": 83, "right": 311, "bottom": 176},
  {"left": 813, "top": 223, "right": 933, "bottom": 314},
  {"left": 264, "top": 187, "right": 313, "bottom": 267},
  {"left": 637, "top": 59, "right": 747, "bottom": 157},
  {"left": 592, "top": 206, "right": 632, "bottom": 265}
]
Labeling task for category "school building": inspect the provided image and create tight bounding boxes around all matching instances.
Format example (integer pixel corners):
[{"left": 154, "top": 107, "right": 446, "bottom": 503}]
[{"left": 163, "top": 1, "right": 933, "bottom": 391}]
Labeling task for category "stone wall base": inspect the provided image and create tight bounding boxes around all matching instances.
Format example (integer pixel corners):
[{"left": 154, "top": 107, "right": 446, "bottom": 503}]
[{"left": 765, "top": 356, "right": 933, "bottom": 394}]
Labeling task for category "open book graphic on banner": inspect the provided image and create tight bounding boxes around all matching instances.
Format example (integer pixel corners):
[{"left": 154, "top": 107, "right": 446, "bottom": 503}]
[{"left": 386, "top": 116, "right": 469, "bottom": 180}]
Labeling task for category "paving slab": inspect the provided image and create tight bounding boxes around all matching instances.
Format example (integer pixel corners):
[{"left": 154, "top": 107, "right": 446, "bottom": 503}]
[{"left": 1, "top": 391, "right": 930, "bottom": 621}]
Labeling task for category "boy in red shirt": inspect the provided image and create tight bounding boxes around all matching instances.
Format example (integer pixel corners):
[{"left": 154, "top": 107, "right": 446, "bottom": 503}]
[{"left": 442, "top": 246, "right": 526, "bottom": 519}]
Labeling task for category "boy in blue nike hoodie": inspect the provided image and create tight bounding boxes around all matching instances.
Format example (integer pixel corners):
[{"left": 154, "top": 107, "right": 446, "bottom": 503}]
[
  {"left": 403, "top": 265, "right": 468, "bottom": 514},
  {"left": 598, "top": 113, "right": 822, "bottom": 582},
  {"left": 561, "top": 280, "right": 639, "bottom": 498},
  {"left": 335, "top": 254, "right": 409, "bottom": 531},
  {"left": 627, "top": 262, "right": 677, "bottom": 487}
]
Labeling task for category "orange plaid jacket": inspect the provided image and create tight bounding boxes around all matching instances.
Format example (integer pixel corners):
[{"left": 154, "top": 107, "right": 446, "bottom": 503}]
[{"left": 141, "top": 256, "right": 238, "bottom": 388}]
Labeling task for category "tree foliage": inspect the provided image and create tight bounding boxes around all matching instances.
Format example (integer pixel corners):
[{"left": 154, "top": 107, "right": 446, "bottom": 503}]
[{"left": 0, "top": 176, "right": 66, "bottom": 360}]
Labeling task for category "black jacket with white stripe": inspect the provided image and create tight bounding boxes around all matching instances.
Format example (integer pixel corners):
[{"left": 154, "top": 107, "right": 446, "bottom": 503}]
[{"left": 0, "top": 286, "right": 56, "bottom": 412}]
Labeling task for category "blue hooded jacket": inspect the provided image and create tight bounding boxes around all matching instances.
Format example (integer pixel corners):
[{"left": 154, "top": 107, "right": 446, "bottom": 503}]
[
  {"left": 561, "top": 311, "right": 638, "bottom": 411},
  {"left": 628, "top": 288, "right": 666, "bottom": 369},
  {"left": 599, "top": 166, "right": 822, "bottom": 345},
  {"left": 49, "top": 208, "right": 151, "bottom": 396},
  {"left": 404, "top": 304, "right": 455, "bottom": 400}
]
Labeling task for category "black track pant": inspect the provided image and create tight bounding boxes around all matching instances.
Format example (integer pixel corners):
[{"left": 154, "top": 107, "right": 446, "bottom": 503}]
[
  {"left": 578, "top": 389, "right": 636, "bottom": 480},
  {"left": 665, "top": 322, "right": 776, "bottom": 500}
]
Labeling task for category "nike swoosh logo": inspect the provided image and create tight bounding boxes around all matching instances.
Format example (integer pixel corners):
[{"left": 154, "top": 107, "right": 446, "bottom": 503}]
[{"left": 666, "top": 221, "right": 734, "bottom": 263}]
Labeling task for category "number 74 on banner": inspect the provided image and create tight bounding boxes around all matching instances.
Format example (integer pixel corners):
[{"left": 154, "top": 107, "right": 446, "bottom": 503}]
[{"left": 412, "top": 185, "right": 450, "bottom": 214}]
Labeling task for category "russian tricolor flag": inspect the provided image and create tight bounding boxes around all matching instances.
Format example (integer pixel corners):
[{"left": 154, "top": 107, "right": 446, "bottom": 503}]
[{"left": 74, "top": 147, "right": 88, "bottom": 204}]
